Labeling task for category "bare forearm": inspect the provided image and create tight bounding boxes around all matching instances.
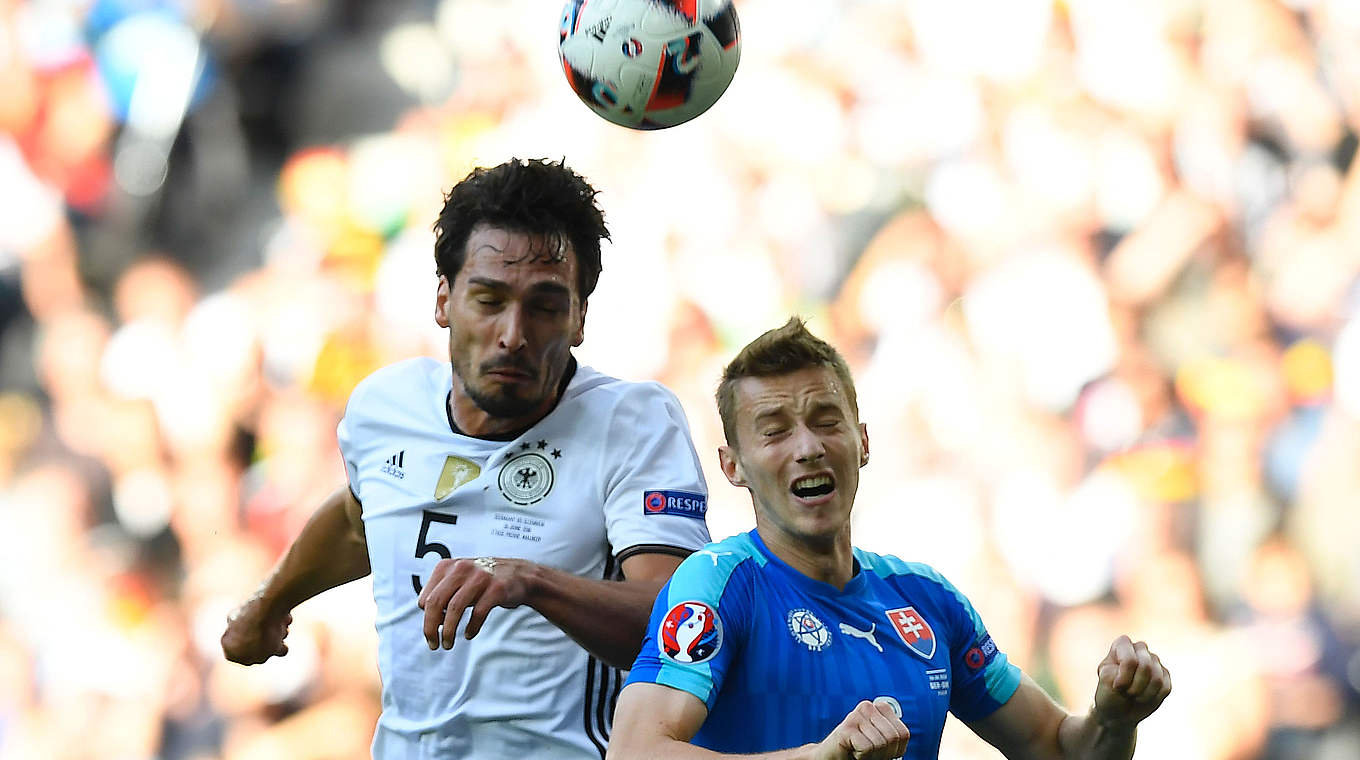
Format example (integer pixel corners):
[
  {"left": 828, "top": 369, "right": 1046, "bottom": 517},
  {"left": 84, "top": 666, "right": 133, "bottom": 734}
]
[
  {"left": 255, "top": 487, "right": 371, "bottom": 615},
  {"left": 1056, "top": 712, "right": 1137, "bottom": 760},
  {"left": 608, "top": 687, "right": 905, "bottom": 760},
  {"left": 973, "top": 639, "right": 1166, "bottom": 760},
  {"left": 525, "top": 566, "right": 663, "bottom": 669},
  {"left": 607, "top": 736, "right": 821, "bottom": 760}
]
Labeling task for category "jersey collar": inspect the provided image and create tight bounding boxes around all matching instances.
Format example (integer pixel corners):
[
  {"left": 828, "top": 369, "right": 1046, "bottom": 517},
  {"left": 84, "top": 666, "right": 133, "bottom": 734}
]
[
  {"left": 445, "top": 356, "right": 579, "bottom": 441},
  {"left": 748, "top": 528, "right": 868, "bottom": 598}
]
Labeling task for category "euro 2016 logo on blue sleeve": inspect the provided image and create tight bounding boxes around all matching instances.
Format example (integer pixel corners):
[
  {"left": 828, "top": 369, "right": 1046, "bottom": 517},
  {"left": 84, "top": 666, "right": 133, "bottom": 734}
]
[{"left": 660, "top": 601, "right": 722, "bottom": 664}]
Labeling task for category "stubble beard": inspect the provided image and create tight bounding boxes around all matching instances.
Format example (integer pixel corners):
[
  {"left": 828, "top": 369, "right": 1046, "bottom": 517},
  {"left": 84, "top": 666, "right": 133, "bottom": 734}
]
[
  {"left": 464, "top": 380, "right": 540, "bottom": 418},
  {"left": 448, "top": 359, "right": 537, "bottom": 419}
]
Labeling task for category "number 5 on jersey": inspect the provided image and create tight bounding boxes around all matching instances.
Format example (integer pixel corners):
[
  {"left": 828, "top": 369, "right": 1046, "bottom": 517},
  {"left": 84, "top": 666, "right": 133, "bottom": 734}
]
[{"left": 412, "top": 510, "right": 458, "bottom": 594}]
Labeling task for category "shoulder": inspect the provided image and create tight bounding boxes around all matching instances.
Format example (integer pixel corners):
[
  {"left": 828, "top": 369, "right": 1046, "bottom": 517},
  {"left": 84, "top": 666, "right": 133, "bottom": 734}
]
[
  {"left": 341, "top": 357, "right": 446, "bottom": 436},
  {"left": 347, "top": 357, "right": 443, "bottom": 411},
  {"left": 856, "top": 550, "right": 962, "bottom": 596},
  {"left": 566, "top": 365, "right": 684, "bottom": 414},
  {"left": 856, "top": 549, "right": 989, "bottom": 628},
  {"left": 667, "top": 533, "right": 763, "bottom": 600},
  {"left": 349, "top": 356, "right": 442, "bottom": 400}
]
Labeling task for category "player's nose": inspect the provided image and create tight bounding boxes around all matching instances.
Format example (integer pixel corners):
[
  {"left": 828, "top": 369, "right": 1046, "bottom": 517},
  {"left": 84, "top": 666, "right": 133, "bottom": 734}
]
[
  {"left": 792, "top": 424, "right": 827, "bottom": 463},
  {"left": 496, "top": 306, "right": 529, "bottom": 351}
]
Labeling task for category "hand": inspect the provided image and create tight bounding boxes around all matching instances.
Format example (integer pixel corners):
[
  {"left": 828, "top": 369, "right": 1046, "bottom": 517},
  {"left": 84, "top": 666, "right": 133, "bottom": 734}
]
[
  {"left": 815, "top": 699, "right": 910, "bottom": 760},
  {"left": 221, "top": 596, "right": 293, "bottom": 665},
  {"left": 416, "top": 557, "right": 534, "bottom": 650},
  {"left": 1093, "top": 635, "right": 1172, "bottom": 728}
]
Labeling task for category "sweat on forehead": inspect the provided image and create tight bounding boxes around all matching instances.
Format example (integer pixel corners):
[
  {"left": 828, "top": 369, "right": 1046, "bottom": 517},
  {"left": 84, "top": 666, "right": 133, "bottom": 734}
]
[{"left": 740, "top": 370, "right": 847, "bottom": 408}]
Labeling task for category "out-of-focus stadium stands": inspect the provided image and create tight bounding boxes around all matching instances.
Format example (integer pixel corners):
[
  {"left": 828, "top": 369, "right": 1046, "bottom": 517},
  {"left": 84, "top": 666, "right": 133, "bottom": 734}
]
[{"left": 1, "top": 0, "right": 1358, "bottom": 758}]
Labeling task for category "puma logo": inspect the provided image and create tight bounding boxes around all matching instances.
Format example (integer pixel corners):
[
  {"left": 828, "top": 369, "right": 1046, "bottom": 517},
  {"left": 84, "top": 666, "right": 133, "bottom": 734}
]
[
  {"left": 695, "top": 549, "right": 734, "bottom": 566},
  {"left": 838, "top": 622, "right": 883, "bottom": 652}
]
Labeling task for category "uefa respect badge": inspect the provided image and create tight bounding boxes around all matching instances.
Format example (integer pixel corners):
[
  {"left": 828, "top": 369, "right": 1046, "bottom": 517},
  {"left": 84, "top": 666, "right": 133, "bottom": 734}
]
[{"left": 643, "top": 489, "right": 707, "bottom": 519}]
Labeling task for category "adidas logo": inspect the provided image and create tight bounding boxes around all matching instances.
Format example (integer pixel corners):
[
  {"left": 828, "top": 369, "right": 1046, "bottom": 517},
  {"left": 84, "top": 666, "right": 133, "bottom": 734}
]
[
  {"left": 381, "top": 451, "right": 406, "bottom": 479},
  {"left": 587, "top": 16, "right": 610, "bottom": 42}
]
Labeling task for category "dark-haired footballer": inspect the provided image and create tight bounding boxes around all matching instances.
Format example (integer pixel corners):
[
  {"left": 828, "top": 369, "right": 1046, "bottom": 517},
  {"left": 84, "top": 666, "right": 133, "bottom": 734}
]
[{"left": 222, "top": 158, "right": 711, "bottom": 760}]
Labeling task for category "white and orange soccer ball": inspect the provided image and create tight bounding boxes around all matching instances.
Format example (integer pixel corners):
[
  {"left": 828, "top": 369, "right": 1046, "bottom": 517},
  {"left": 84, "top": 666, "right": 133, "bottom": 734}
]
[{"left": 558, "top": 0, "right": 741, "bottom": 130}]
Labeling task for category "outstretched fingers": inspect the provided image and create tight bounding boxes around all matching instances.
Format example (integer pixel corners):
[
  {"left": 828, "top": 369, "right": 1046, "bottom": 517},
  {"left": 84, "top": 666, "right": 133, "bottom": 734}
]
[
  {"left": 418, "top": 558, "right": 486, "bottom": 649},
  {"left": 417, "top": 557, "right": 511, "bottom": 650}
]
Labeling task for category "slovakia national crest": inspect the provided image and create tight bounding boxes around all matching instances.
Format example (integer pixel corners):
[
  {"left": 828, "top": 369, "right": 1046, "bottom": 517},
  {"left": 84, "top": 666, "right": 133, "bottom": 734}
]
[
  {"left": 885, "top": 606, "right": 936, "bottom": 660},
  {"left": 787, "top": 608, "right": 833, "bottom": 651},
  {"left": 660, "top": 601, "right": 722, "bottom": 664}
]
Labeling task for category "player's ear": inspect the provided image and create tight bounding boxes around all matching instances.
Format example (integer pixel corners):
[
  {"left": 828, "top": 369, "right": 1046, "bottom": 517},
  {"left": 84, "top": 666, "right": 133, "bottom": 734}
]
[
  {"left": 718, "top": 444, "right": 746, "bottom": 487},
  {"left": 435, "top": 275, "right": 451, "bottom": 328},
  {"left": 572, "top": 299, "right": 587, "bottom": 347},
  {"left": 859, "top": 422, "right": 869, "bottom": 467}
]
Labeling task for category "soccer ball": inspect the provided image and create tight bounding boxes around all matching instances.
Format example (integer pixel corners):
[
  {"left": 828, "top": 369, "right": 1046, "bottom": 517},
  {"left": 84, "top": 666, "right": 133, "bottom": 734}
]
[{"left": 558, "top": 0, "right": 741, "bottom": 130}]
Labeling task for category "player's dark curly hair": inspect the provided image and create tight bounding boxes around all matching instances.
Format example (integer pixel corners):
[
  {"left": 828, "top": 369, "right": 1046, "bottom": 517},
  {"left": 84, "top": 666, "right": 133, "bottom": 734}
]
[
  {"left": 433, "top": 158, "right": 610, "bottom": 300},
  {"left": 716, "top": 317, "right": 860, "bottom": 448}
]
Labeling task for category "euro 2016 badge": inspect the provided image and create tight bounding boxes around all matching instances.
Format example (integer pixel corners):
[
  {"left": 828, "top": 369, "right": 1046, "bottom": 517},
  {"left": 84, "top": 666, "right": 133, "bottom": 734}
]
[
  {"left": 787, "top": 608, "right": 832, "bottom": 651},
  {"left": 660, "top": 601, "right": 722, "bottom": 664}
]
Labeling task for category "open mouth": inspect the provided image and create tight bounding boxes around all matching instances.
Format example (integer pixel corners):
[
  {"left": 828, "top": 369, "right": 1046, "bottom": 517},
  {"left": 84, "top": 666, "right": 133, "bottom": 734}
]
[{"left": 791, "top": 474, "right": 835, "bottom": 499}]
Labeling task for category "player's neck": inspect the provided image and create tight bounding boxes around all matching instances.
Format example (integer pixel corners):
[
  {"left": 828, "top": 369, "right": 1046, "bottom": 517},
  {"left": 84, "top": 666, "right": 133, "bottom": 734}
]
[
  {"left": 445, "top": 358, "right": 577, "bottom": 439},
  {"left": 446, "top": 389, "right": 557, "bottom": 440},
  {"left": 758, "top": 524, "right": 856, "bottom": 590}
]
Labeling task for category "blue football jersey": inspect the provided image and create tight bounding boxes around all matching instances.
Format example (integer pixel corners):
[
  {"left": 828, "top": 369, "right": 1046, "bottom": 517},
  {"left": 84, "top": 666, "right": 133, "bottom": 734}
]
[{"left": 626, "top": 530, "right": 1021, "bottom": 757}]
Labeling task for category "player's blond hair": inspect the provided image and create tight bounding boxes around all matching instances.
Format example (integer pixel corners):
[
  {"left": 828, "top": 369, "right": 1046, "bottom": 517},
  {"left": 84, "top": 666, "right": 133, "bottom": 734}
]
[{"left": 716, "top": 317, "right": 859, "bottom": 448}]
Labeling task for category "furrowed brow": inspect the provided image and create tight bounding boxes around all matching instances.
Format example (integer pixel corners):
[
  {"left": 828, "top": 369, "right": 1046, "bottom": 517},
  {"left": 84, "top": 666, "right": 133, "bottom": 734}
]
[
  {"left": 752, "top": 408, "right": 789, "bottom": 425},
  {"left": 528, "top": 281, "right": 573, "bottom": 300},
  {"left": 465, "top": 276, "right": 510, "bottom": 291},
  {"left": 809, "top": 401, "right": 846, "bottom": 418}
]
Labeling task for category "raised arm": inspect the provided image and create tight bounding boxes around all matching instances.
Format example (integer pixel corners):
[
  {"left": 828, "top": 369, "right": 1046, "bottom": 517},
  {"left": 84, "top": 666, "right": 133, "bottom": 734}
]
[
  {"left": 417, "top": 550, "right": 683, "bottom": 670},
  {"left": 967, "top": 635, "right": 1171, "bottom": 760},
  {"left": 606, "top": 683, "right": 910, "bottom": 760},
  {"left": 221, "top": 485, "right": 371, "bottom": 665}
]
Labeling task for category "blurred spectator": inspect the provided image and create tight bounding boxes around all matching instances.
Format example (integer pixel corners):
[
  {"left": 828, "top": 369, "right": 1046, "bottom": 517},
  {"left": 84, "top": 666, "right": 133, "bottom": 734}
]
[{"left": 1226, "top": 536, "right": 1360, "bottom": 760}]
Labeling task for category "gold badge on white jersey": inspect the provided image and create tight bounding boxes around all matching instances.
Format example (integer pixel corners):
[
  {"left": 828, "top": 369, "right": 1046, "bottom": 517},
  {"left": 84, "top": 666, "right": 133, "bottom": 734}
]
[{"left": 435, "top": 456, "right": 481, "bottom": 500}]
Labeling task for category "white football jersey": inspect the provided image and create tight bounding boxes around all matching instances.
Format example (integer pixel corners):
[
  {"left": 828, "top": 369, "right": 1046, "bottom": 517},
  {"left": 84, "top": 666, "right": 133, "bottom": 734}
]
[{"left": 337, "top": 357, "right": 711, "bottom": 760}]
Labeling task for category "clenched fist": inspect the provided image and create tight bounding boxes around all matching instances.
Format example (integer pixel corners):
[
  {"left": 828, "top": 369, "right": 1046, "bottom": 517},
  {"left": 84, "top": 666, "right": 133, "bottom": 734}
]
[
  {"left": 815, "top": 699, "right": 910, "bottom": 760},
  {"left": 221, "top": 596, "right": 293, "bottom": 665},
  {"left": 1093, "top": 635, "right": 1172, "bottom": 727}
]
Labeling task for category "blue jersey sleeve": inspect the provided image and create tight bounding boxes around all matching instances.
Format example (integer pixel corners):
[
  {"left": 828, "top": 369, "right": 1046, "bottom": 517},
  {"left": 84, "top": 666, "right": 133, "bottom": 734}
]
[
  {"left": 936, "top": 575, "right": 1022, "bottom": 722},
  {"left": 625, "top": 547, "right": 749, "bottom": 709}
]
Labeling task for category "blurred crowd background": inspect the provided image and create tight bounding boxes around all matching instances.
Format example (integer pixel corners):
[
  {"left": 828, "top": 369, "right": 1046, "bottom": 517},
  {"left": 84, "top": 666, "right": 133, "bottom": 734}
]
[{"left": 2, "top": 0, "right": 1359, "bottom": 758}]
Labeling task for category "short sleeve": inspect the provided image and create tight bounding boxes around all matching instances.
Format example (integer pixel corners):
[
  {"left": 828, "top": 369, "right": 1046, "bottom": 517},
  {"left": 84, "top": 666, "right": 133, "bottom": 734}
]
[
  {"left": 624, "top": 550, "right": 747, "bottom": 709},
  {"left": 335, "top": 383, "right": 368, "bottom": 503},
  {"left": 600, "top": 383, "right": 711, "bottom": 559},
  {"left": 940, "top": 577, "right": 1022, "bottom": 722}
]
